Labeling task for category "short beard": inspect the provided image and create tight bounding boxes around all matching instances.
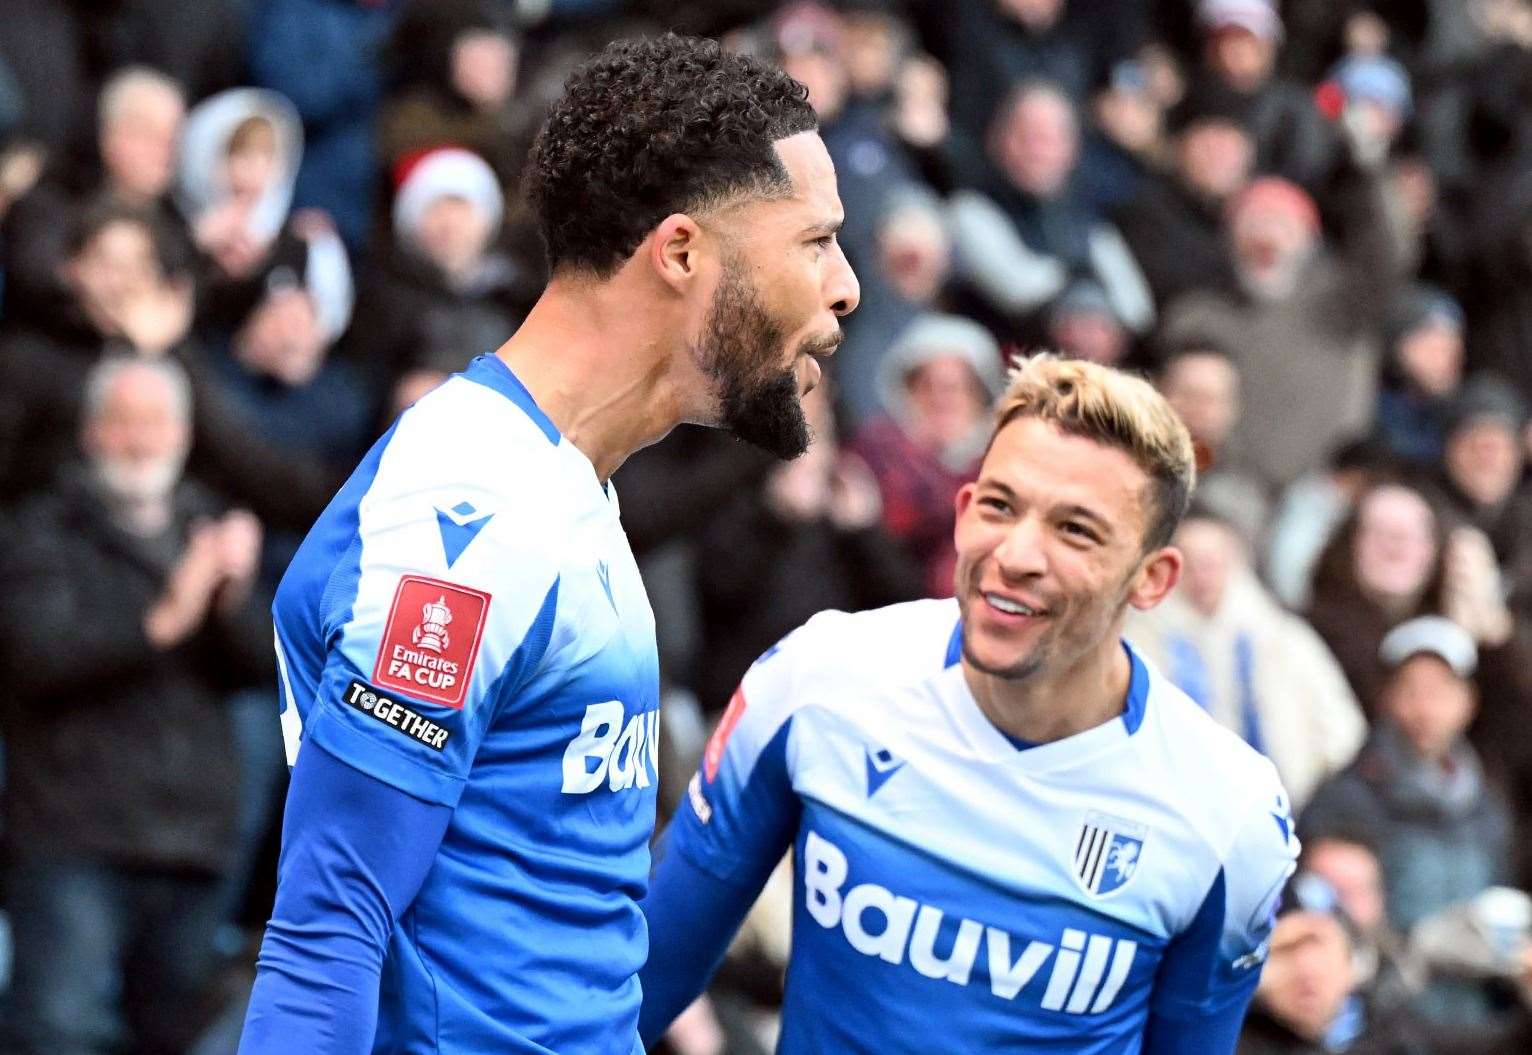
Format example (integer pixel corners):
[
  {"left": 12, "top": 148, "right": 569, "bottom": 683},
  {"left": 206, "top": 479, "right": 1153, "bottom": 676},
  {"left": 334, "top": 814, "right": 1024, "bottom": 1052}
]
[
  {"left": 698, "top": 263, "right": 810, "bottom": 459},
  {"left": 962, "top": 628, "right": 1047, "bottom": 682}
]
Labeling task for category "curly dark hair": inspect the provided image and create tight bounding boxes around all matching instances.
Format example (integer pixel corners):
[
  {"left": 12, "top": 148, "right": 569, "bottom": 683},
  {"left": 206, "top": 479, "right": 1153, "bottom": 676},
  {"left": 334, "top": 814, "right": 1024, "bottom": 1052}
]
[{"left": 525, "top": 33, "right": 817, "bottom": 276}]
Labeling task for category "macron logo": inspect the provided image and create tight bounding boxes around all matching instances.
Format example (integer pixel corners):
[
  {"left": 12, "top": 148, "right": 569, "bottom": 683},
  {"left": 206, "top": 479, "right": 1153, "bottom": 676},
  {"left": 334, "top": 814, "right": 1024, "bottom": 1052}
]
[
  {"left": 804, "top": 830, "right": 1138, "bottom": 1014},
  {"left": 435, "top": 501, "right": 494, "bottom": 568},
  {"left": 865, "top": 747, "right": 904, "bottom": 797}
]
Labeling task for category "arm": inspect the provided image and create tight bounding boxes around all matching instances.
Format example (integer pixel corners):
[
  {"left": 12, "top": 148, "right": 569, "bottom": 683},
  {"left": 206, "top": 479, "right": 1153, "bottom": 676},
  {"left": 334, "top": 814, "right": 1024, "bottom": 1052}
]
[
  {"left": 1141, "top": 873, "right": 1260, "bottom": 1055},
  {"left": 244, "top": 475, "right": 563, "bottom": 1042},
  {"left": 240, "top": 741, "right": 451, "bottom": 1055},
  {"left": 1087, "top": 223, "right": 1156, "bottom": 334},
  {"left": 1145, "top": 773, "right": 1298, "bottom": 1054},
  {"left": 639, "top": 628, "right": 817, "bottom": 1043},
  {"left": 637, "top": 830, "right": 772, "bottom": 1045},
  {"left": 946, "top": 191, "right": 1068, "bottom": 317},
  {"left": 184, "top": 358, "right": 347, "bottom": 534}
]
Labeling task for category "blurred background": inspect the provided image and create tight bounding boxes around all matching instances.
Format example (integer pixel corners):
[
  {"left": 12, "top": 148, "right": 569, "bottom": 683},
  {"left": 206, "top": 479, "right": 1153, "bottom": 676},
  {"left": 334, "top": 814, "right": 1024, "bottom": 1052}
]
[{"left": 1, "top": 0, "right": 1532, "bottom": 1052}]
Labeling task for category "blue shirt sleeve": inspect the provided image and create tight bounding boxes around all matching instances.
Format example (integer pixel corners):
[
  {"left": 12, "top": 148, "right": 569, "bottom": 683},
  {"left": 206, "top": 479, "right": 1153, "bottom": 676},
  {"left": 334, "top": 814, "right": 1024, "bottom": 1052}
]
[
  {"left": 298, "top": 476, "right": 563, "bottom": 808},
  {"left": 1144, "top": 783, "right": 1297, "bottom": 1054},
  {"left": 638, "top": 638, "right": 810, "bottom": 1042},
  {"left": 1142, "top": 872, "right": 1257, "bottom": 1055},
  {"left": 636, "top": 829, "right": 763, "bottom": 1046},
  {"left": 239, "top": 741, "right": 451, "bottom": 1054}
]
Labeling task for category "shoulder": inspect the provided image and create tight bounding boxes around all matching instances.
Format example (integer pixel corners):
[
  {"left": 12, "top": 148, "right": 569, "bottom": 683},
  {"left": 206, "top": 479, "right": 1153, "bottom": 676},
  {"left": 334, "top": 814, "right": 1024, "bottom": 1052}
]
[
  {"left": 1139, "top": 653, "right": 1293, "bottom": 859},
  {"left": 364, "top": 374, "right": 575, "bottom": 546},
  {"left": 334, "top": 372, "right": 583, "bottom": 633},
  {"left": 747, "top": 598, "right": 961, "bottom": 702},
  {"left": 715, "top": 599, "right": 961, "bottom": 772}
]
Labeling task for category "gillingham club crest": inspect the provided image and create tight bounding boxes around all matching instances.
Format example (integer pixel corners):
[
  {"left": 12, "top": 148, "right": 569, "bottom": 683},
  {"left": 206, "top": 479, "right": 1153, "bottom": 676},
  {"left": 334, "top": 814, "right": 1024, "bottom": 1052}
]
[{"left": 1074, "top": 810, "right": 1148, "bottom": 897}]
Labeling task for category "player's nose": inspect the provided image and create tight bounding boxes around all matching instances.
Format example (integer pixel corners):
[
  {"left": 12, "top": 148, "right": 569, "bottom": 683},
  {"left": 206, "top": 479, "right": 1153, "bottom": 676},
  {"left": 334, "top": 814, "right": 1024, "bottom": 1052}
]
[
  {"left": 826, "top": 241, "right": 859, "bottom": 318},
  {"left": 992, "top": 515, "right": 1049, "bottom": 580}
]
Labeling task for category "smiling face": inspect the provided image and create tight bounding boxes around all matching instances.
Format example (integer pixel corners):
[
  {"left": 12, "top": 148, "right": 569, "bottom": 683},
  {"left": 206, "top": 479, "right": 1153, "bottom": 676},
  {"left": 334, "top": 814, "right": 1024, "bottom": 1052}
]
[
  {"left": 693, "top": 131, "right": 859, "bottom": 457},
  {"left": 953, "top": 416, "right": 1172, "bottom": 681}
]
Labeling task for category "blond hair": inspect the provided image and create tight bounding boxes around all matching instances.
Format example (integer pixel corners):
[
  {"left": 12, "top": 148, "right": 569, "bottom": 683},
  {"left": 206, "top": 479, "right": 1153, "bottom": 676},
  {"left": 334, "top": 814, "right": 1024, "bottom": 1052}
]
[{"left": 992, "top": 354, "right": 1196, "bottom": 550}]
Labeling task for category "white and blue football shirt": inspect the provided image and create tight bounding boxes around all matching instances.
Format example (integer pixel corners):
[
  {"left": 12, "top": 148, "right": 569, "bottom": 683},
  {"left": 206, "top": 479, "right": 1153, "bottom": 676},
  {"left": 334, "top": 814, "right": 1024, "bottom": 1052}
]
[
  {"left": 264, "top": 354, "right": 659, "bottom": 1054},
  {"left": 640, "top": 598, "right": 1297, "bottom": 1054}
]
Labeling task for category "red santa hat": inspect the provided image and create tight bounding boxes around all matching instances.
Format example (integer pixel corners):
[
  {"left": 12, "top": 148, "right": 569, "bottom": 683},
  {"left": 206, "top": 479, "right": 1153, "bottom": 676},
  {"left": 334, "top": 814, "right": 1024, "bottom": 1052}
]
[{"left": 391, "top": 147, "right": 503, "bottom": 243}]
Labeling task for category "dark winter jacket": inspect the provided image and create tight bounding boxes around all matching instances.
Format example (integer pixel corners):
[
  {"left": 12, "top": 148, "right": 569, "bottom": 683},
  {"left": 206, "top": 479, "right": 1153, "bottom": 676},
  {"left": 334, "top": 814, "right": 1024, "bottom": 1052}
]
[{"left": 0, "top": 473, "right": 272, "bottom": 873}]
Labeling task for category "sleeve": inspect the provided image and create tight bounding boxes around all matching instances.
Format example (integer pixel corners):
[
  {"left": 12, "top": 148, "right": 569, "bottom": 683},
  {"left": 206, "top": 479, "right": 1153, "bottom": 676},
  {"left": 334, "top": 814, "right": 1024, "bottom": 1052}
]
[
  {"left": 1087, "top": 223, "right": 1155, "bottom": 334},
  {"left": 240, "top": 739, "right": 452, "bottom": 1055},
  {"left": 1143, "top": 776, "right": 1299, "bottom": 1055},
  {"left": 298, "top": 482, "right": 563, "bottom": 808},
  {"left": 638, "top": 622, "right": 824, "bottom": 1039},
  {"left": 945, "top": 191, "right": 1068, "bottom": 315}
]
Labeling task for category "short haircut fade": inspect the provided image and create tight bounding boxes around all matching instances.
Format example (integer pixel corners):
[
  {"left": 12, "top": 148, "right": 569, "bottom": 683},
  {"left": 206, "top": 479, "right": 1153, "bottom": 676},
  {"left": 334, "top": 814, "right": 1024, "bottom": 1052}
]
[{"left": 525, "top": 33, "right": 818, "bottom": 277}]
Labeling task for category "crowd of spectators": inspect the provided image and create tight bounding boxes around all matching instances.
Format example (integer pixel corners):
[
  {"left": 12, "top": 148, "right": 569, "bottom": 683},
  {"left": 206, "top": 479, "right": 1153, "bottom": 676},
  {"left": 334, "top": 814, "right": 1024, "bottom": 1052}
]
[{"left": 1, "top": 1, "right": 1532, "bottom": 1052}]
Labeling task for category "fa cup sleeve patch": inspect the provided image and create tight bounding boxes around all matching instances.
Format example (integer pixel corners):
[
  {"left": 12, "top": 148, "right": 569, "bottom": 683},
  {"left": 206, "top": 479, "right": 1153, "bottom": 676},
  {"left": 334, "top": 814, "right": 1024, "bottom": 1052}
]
[
  {"left": 704, "top": 685, "right": 748, "bottom": 783},
  {"left": 373, "top": 575, "right": 491, "bottom": 708}
]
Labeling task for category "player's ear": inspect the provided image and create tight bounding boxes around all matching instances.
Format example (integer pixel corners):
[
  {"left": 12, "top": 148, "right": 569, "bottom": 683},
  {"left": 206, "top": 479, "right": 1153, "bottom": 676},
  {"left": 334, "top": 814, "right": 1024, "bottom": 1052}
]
[
  {"left": 648, "top": 213, "right": 705, "bottom": 294},
  {"left": 954, "top": 481, "right": 977, "bottom": 518},
  {"left": 1126, "top": 545, "right": 1182, "bottom": 611}
]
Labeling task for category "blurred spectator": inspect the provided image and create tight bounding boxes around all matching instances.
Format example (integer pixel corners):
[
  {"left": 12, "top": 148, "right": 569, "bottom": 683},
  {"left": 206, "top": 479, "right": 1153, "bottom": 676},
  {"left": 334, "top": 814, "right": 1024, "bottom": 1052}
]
[
  {"left": 1264, "top": 438, "right": 1397, "bottom": 610},
  {"left": 0, "top": 203, "right": 343, "bottom": 534},
  {"left": 0, "top": 0, "right": 244, "bottom": 154},
  {"left": 1305, "top": 481, "right": 1445, "bottom": 708},
  {"left": 1074, "top": 57, "right": 1168, "bottom": 215},
  {"left": 177, "top": 87, "right": 355, "bottom": 344},
  {"left": 947, "top": 80, "right": 1154, "bottom": 344},
  {"left": 247, "top": 0, "right": 401, "bottom": 250},
  {"left": 838, "top": 1, "right": 909, "bottom": 105},
  {"left": 1114, "top": 83, "right": 1253, "bottom": 309},
  {"left": 2, "top": 67, "right": 189, "bottom": 329},
  {"left": 834, "top": 190, "right": 954, "bottom": 425},
  {"left": 1237, "top": 873, "right": 1381, "bottom": 1053},
  {"left": 1156, "top": 340, "right": 1268, "bottom": 536},
  {"left": 1373, "top": 286, "right": 1467, "bottom": 467},
  {"left": 0, "top": 203, "right": 196, "bottom": 500},
  {"left": 848, "top": 313, "right": 1004, "bottom": 599},
  {"left": 773, "top": 3, "right": 923, "bottom": 276},
  {"left": 0, "top": 355, "right": 271, "bottom": 1054},
  {"left": 1160, "top": 153, "right": 1413, "bottom": 492},
  {"left": 1307, "top": 476, "right": 1532, "bottom": 722},
  {"left": 1043, "top": 278, "right": 1130, "bottom": 367},
  {"left": 1321, "top": 53, "right": 1413, "bottom": 166},
  {"left": 1302, "top": 617, "right": 1514, "bottom": 1022},
  {"left": 208, "top": 273, "right": 370, "bottom": 582},
  {"left": 1301, "top": 831, "right": 1428, "bottom": 1013},
  {"left": 693, "top": 385, "right": 923, "bottom": 711},
  {"left": 1235, "top": 870, "right": 1532, "bottom": 1053},
  {"left": 380, "top": 0, "right": 534, "bottom": 197},
  {"left": 343, "top": 146, "right": 531, "bottom": 419},
  {"left": 1191, "top": 0, "right": 1336, "bottom": 189},
  {"left": 941, "top": 0, "right": 1140, "bottom": 148},
  {"left": 1429, "top": 376, "right": 1532, "bottom": 614},
  {"left": 1124, "top": 507, "right": 1365, "bottom": 808}
]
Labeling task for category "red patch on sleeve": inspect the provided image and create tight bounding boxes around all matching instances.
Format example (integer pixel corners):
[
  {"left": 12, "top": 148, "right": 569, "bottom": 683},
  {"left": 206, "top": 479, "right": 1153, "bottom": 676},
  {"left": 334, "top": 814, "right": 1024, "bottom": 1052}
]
[
  {"left": 372, "top": 575, "right": 491, "bottom": 709},
  {"left": 704, "top": 685, "right": 748, "bottom": 783}
]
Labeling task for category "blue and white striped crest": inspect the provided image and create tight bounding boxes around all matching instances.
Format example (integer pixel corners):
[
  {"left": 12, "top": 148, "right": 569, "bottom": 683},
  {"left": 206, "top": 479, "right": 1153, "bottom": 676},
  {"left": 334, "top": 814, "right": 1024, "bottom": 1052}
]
[{"left": 1075, "top": 811, "right": 1148, "bottom": 897}]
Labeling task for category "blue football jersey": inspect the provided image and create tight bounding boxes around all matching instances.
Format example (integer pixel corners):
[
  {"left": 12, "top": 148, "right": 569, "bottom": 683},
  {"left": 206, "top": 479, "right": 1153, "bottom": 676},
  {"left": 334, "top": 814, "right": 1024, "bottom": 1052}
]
[
  {"left": 273, "top": 354, "right": 658, "bottom": 1054},
  {"left": 662, "top": 599, "right": 1297, "bottom": 1053}
]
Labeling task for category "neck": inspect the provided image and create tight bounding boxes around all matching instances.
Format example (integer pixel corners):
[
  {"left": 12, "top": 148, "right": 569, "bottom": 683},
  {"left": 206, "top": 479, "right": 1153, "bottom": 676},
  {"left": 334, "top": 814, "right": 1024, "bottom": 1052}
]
[
  {"left": 497, "top": 275, "right": 698, "bottom": 481},
  {"left": 962, "top": 634, "right": 1131, "bottom": 744}
]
